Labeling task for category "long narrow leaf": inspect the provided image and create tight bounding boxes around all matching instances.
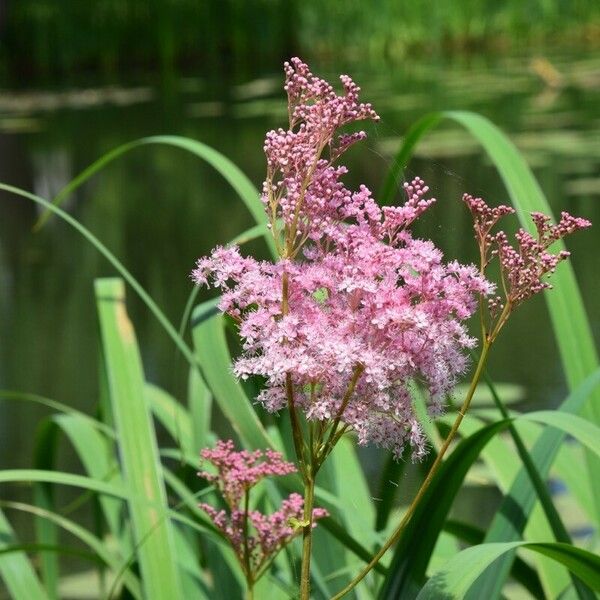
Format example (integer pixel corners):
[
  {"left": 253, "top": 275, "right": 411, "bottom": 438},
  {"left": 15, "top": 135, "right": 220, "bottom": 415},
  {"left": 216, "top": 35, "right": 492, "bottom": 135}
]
[
  {"left": 146, "top": 383, "right": 194, "bottom": 456},
  {"left": 0, "top": 509, "right": 48, "bottom": 600},
  {"left": 34, "top": 135, "right": 275, "bottom": 255},
  {"left": 382, "top": 111, "right": 600, "bottom": 597},
  {"left": 466, "top": 370, "right": 600, "bottom": 599},
  {"left": 96, "top": 277, "right": 183, "bottom": 599},
  {"left": 378, "top": 420, "right": 511, "bottom": 599},
  {"left": 480, "top": 369, "right": 594, "bottom": 599},
  {"left": 191, "top": 305, "right": 271, "bottom": 449},
  {"left": 417, "top": 542, "right": 600, "bottom": 599},
  {"left": 443, "top": 520, "right": 545, "bottom": 599},
  {"left": 0, "top": 183, "right": 199, "bottom": 376},
  {"left": 1, "top": 502, "right": 142, "bottom": 599}
]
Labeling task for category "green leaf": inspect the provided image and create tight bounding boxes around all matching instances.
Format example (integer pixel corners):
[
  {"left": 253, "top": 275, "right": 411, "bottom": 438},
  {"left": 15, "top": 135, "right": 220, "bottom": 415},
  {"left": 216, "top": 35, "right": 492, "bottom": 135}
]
[
  {"left": 479, "top": 368, "right": 594, "bottom": 600},
  {"left": 382, "top": 110, "right": 600, "bottom": 597},
  {"left": 519, "top": 411, "right": 600, "bottom": 458},
  {"left": 34, "top": 135, "right": 275, "bottom": 255},
  {"left": 331, "top": 438, "right": 376, "bottom": 543},
  {"left": 0, "top": 470, "right": 215, "bottom": 541},
  {"left": 191, "top": 305, "right": 271, "bottom": 450},
  {"left": 378, "top": 420, "right": 511, "bottom": 599},
  {"left": 32, "top": 418, "right": 60, "bottom": 597},
  {"left": 467, "top": 370, "right": 600, "bottom": 599},
  {"left": 0, "top": 508, "right": 48, "bottom": 600},
  {"left": 417, "top": 542, "right": 600, "bottom": 599},
  {"left": 0, "top": 390, "right": 114, "bottom": 438},
  {"left": 1, "top": 501, "right": 142, "bottom": 599},
  {"left": 187, "top": 362, "right": 213, "bottom": 454},
  {"left": 442, "top": 520, "right": 545, "bottom": 599},
  {"left": 374, "top": 451, "right": 408, "bottom": 533},
  {"left": 146, "top": 383, "right": 194, "bottom": 456},
  {"left": 0, "top": 182, "right": 200, "bottom": 377},
  {"left": 96, "top": 278, "right": 183, "bottom": 599}
]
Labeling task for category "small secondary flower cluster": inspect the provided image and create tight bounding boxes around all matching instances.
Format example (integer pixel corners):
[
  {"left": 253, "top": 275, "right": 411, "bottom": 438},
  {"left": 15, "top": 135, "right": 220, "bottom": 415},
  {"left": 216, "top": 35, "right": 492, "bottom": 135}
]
[
  {"left": 463, "top": 194, "right": 591, "bottom": 315},
  {"left": 198, "top": 440, "right": 327, "bottom": 576},
  {"left": 193, "top": 59, "right": 493, "bottom": 460}
]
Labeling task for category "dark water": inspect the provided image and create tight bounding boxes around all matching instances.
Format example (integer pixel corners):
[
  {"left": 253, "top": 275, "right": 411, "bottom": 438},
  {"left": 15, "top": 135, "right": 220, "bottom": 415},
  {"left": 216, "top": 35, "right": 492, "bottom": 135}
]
[{"left": 1, "top": 51, "right": 599, "bottom": 478}]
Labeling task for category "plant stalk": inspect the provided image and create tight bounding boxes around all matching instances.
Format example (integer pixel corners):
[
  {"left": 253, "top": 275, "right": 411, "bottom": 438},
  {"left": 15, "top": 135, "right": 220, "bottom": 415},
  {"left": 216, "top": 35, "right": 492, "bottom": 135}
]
[
  {"left": 300, "top": 470, "right": 316, "bottom": 600},
  {"left": 331, "top": 338, "right": 493, "bottom": 599}
]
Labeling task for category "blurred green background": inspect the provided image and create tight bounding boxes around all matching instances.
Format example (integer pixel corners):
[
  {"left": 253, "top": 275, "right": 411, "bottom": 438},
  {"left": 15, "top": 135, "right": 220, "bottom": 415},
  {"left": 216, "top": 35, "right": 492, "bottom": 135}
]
[{"left": 0, "top": 3, "right": 599, "bottom": 593}]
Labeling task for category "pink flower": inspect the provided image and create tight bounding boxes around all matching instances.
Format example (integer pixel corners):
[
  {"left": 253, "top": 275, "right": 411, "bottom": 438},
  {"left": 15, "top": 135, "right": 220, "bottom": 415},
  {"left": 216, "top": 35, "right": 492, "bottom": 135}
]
[
  {"left": 198, "top": 441, "right": 327, "bottom": 575},
  {"left": 463, "top": 195, "right": 591, "bottom": 313},
  {"left": 192, "top": 59, "right": 494, "bottom": 460}
]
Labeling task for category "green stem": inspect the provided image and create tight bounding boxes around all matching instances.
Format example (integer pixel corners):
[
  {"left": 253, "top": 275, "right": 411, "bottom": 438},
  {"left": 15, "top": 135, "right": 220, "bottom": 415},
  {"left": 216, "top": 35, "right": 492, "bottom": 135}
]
[
  {"left": 281, "top": 270, "right": 307, "bottom": 472},
  {"left": 243, "top": 488, "right": 252, "bottom": 583},
  {"left": 317, "top": 364, "right": 364, "bottom": 468},
  {"left": 300, "top": 471, "right": 316, "bottom": 600},
  {"left": 331, "top": 338, "right": 493, "bottom": 599}
]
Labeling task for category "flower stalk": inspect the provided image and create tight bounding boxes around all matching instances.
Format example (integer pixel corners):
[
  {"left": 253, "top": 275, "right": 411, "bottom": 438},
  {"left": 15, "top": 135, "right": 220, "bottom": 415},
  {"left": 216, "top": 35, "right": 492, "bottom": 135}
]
[{"left": 300, "top": 470, "right": 316, "bottom": 599}]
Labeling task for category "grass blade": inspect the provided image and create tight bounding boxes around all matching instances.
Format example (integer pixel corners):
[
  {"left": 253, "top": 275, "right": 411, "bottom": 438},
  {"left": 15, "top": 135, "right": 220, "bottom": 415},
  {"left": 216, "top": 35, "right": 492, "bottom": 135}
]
[
  {"left": 417, "top": 542, "right": 600, "bottom": 599},
  {"left": 0, "top": 508, "right": 48, "bottom": 600},
  {"left": 480, "top": 369, "right": 595, "bottom": 599},
  {"left": 520, "top": 411, "right": 600, "bottom": 457},
  {"left": 2, "top": 502, "right": 142, "bottom": 599},
  {"left": 378, "top": 420, "right": 511, "bottom": 600},
  {"left": 382, "top": 111, "right": 600, "bottom": 597},
  {"left": 0, "top": 183, "right": 200, "bottom": 376},
  {"left": 443, "top": 520, "right": 545, "bottom": 599},
  {"left": 33, "top": 135, "right": 275, "bottom": 255},
  {"left": 96, "top": 277, "right": 183, "bottom": 599},
  {"left": 191, "top": 305, "right": 272, "bottom": 449},
  {"left": 32, "top": 418, "right": 60, "bottom": 597},
  {"left": 465, "top": 370, "right": 600, "bottom": 599},
  {"left": 146, "top": 383, "right": 194, "bottom": 457}
]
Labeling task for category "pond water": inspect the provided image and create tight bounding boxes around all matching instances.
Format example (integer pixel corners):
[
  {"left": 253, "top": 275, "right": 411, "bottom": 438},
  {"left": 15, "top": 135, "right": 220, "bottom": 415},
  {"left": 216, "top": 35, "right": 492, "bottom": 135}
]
[{"left": 0, "top": 51, "right": 599, "bottom": 500}]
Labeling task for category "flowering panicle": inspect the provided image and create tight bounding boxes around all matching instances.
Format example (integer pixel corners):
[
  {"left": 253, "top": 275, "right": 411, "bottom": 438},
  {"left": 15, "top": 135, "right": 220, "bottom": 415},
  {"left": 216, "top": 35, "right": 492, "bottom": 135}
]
[
  {"left": 193, "top": 59, "right": 494, "bottom": 461},
  {"left": 463, "top": 195, "right": 591, "bottom": 317},
  {"left": 198, "top": 440, "right": 327, "bottom": 578},
  {"left": 263, "top": 57, "right": 379, "bottom": 254}
]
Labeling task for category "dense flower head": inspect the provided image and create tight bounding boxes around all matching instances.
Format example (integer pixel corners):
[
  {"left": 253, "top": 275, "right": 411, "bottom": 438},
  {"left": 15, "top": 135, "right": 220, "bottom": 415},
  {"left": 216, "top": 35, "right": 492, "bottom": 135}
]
[
  {"left": 263, "top": 58, "right": 380, "bottom": 250},
  {"left": 463, "top": 195, "right": 591, "bottom": 312},
  {"left": 199, "top": 439, "right": 297, "bottom": 507},
  {"left": 192, "top": 59, "right": 494, "bottom": 460},
  {"left": 198, "top": 441, "right": 327, "bottom": 575}
]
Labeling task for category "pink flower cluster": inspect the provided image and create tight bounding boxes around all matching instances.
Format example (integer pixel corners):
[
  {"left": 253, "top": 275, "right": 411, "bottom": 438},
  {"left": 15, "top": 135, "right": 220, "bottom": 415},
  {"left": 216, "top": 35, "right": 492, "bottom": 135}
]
[
  {"left": 193, "top": 59, "right": 494, "bottom": 460},
  {"left": 463, "top": 194, "right": 591, "bottom": 312},
  {"left": 198, "top": 440, "right": 327, "bottom": 575},
  {"left": 263, "top": 57, "right": 379, "bottom": 250}
]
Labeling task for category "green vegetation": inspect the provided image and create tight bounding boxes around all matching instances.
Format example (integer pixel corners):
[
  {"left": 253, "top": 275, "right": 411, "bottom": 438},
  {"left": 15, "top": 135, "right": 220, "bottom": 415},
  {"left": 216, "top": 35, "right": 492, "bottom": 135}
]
[{"left": 1, "top": 0, "right": 599, "bottom": 81}]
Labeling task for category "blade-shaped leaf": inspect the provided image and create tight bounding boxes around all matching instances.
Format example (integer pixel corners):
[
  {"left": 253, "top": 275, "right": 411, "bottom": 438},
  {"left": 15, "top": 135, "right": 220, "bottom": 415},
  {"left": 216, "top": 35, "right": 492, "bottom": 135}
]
[
  {"left": 191, "top": 305, "right": 271, "bottom": 450},
  {"left": 417, "top": 542, "right": 600, "bottom": 599},
  {"left": 466, "top": 370, "right": 600, "bottom": 599},
  {"left": 0, "top": 508, "right": 48, "bottom": 600},
  {"left": 96, "top": 277, "right": 183, "bottom": 599},
  {"left": 378, "top": 420, "right": 510, "bottom": 599},
  {"left": 34, "top": 135, "right": 275, "bottom": 255},
  {"left": 2, "top": 501, "right": 142, "bottom": 599},
  {"left": 443, "top": 520, "right": 545, "bottom": 599},
  {"left": 0, "top": 183, "right": 199, "bottom": 376}
]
